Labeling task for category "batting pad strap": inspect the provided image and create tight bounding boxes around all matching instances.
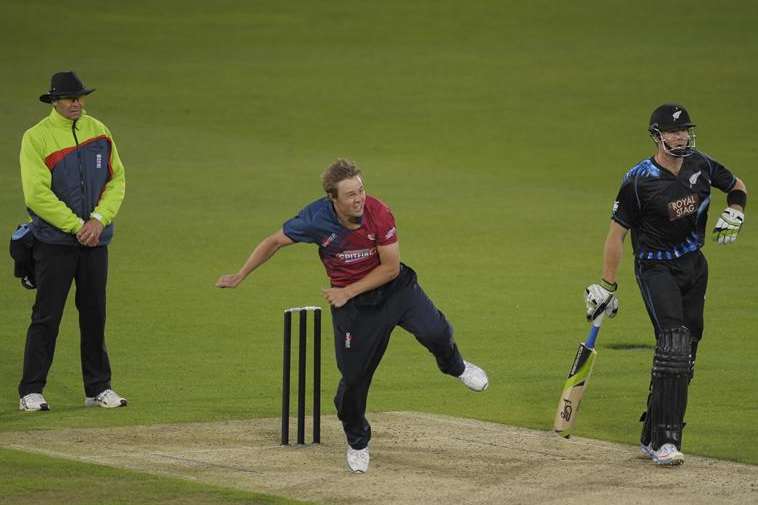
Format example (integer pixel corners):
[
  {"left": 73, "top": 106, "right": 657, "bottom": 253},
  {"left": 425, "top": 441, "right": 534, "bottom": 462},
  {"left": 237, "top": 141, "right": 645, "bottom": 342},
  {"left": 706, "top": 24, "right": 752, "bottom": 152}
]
[{"left": 727, "top": 189, "right": 747, "bottom": 209}]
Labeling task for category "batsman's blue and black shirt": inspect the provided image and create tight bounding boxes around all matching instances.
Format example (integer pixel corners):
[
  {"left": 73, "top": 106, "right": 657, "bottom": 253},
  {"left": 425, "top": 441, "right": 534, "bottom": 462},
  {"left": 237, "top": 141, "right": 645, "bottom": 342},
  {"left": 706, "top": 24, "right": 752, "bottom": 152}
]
[{"left": 612, "top": 151, "right": 736, "bottom": 260}]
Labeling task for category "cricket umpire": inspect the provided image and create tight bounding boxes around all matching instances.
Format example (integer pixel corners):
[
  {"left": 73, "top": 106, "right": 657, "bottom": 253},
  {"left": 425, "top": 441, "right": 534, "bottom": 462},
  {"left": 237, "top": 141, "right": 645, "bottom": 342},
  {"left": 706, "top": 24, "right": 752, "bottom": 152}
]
[
  {"left": 17, "top": 71, "right": 127, "bottom": 411},
  {"left": 585, "top": 103, "right": 747, "bottom": 465},
  {"left": 217, "top": 159, "right": 489, "bottom": 473}
]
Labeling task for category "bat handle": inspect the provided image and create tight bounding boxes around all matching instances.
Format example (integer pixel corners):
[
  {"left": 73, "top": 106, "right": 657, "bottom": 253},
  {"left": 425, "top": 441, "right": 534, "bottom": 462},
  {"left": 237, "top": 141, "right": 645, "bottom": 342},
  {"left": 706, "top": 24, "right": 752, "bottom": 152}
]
[{"left": 585, "top": 313, "right": 604, "bottom": 349}]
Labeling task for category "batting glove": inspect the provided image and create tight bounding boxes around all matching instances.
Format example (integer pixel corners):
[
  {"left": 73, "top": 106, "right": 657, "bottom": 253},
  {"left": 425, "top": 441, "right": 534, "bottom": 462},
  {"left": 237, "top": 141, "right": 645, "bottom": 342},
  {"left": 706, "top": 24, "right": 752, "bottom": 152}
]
[
  {"left": 713, "top": 207, "right": 744, "bottom": 245},
  {"left": 585, "top": 279, "right": 619, "bottom": 321}
]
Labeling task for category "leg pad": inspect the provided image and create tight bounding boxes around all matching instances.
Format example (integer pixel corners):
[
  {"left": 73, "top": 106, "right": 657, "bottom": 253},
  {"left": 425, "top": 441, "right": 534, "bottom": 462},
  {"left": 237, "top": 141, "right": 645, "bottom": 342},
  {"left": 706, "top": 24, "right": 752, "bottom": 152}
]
[{"left": 649, "top": 327, "right": 691, "bottom": 450}]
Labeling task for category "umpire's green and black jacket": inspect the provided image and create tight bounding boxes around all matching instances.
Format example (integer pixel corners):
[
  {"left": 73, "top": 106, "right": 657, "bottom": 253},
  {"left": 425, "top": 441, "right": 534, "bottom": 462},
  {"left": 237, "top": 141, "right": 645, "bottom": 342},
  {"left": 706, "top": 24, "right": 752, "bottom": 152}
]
[{"left": 20, "top": 108, "right": 126, "bottom": 246}]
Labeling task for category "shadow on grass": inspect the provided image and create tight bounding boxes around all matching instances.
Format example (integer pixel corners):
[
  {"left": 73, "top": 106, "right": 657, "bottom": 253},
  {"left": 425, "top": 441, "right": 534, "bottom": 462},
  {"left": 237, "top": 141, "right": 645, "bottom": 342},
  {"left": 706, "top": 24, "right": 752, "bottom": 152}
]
[{"left": 603, "top": 343, "right": 655, "bottom": 351}]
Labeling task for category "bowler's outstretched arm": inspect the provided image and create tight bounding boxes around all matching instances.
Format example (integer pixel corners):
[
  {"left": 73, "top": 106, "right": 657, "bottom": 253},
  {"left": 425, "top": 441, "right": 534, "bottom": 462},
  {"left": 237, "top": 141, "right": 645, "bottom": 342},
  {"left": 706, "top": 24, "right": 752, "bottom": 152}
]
[{"left": 216, "top": 229, "right": 294, "bottom": 288}]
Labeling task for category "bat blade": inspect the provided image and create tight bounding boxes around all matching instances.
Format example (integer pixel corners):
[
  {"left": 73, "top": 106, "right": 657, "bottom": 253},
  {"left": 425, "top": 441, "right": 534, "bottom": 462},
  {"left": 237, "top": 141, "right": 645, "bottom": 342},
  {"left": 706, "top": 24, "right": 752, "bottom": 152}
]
[{"left": 553, "top": 314, "right": 604, "bottom": 438}]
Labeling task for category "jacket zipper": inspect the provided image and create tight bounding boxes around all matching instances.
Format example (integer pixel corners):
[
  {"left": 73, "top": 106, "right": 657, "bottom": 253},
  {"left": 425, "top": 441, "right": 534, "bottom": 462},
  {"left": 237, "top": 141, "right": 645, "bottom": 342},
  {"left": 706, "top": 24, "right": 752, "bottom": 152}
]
[{"left": 72, "top": 119, "right": 87, "bottom": 216}]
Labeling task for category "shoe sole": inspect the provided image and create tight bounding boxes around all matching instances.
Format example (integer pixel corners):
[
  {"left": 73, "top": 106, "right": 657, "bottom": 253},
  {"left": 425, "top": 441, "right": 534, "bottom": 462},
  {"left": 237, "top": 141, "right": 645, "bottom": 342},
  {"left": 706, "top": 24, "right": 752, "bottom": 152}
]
[
  {"left": 19, "top": 404, "right": 49, "bottom": 412},
  {"left": 84, "top": 399, "right": 127, "bottom": 408},
  {"left": 654, "top": 454, "right": 684, "bottom": 466},
  {"left": 460, "top": 379, "right": 489, "bottom": 392},
  {"left": 655, "top": 458, "right": 684, "bottom": 466}
]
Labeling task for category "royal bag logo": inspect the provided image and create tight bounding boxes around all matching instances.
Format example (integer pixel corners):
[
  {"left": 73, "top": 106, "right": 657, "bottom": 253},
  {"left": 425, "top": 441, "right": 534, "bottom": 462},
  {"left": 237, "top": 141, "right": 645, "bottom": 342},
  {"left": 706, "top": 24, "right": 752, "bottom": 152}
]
[{"left": 668, "top": 193, "right": 700, "bottom": 221}]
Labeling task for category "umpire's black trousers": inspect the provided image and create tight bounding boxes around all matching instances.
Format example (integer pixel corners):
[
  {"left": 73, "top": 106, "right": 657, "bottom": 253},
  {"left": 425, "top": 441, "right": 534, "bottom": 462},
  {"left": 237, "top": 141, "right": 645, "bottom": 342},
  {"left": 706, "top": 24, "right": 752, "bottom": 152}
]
[
  {"left": 331, "top": 265, "right": 465, "bottom": 450},
  {"left": 18, "top": 242, "right": 112, "bottom": 398}
]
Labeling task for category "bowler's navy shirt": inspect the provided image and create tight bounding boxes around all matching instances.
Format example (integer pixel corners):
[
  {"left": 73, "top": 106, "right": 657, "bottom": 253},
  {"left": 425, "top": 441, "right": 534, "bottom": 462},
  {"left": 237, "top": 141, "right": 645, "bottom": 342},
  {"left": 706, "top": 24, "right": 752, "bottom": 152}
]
[{"left": 283, "top": 196, "right": 398, "bottom": 287}]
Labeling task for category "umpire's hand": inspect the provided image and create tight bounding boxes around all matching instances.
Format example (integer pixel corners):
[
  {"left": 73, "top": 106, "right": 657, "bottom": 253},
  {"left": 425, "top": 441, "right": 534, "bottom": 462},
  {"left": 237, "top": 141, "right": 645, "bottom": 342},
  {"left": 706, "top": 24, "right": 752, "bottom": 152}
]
[{"left": 76, "top": 219, "right": 104, "bottom": 247}]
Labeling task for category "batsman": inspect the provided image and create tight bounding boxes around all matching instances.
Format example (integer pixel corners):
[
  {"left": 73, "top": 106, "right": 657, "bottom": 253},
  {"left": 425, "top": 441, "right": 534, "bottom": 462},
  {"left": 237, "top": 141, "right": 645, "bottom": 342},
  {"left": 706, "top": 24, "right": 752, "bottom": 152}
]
[{"left": 586, "top": 104, "right": 747, "bottom": 465}]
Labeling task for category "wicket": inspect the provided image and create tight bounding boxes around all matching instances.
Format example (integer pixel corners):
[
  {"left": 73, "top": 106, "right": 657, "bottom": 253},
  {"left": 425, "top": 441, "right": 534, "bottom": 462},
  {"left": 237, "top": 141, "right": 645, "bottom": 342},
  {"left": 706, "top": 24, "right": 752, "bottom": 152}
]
[{"left": 281, "top": 306, "right": 322, "bottom": 445}]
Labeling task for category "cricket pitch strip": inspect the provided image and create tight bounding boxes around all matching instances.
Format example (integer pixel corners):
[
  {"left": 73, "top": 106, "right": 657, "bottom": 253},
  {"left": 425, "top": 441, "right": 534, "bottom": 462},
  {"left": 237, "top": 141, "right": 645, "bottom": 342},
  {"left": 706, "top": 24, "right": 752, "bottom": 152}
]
[{"left": 1, "top": 411, "right": 756, "bottom": 505}]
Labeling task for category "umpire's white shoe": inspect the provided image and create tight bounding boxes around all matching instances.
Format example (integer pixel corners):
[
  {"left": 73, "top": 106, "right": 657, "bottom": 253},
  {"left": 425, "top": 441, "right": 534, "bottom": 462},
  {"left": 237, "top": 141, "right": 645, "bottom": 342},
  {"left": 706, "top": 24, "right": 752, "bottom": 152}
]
[
  {"left": 458, "top": 361, "right": 489, "bottom": 392},
  {"left": 652, "top": 443, "right": 684, "bottom": 466},
  {"left": 19, "top": 393, "right": 50, "bottom": 412},
  {"left": 346, "top": 446, "right": 370, "bottom": 473},
  {"left": 85, "top": 389, "right": 127, "bottom": 408}
]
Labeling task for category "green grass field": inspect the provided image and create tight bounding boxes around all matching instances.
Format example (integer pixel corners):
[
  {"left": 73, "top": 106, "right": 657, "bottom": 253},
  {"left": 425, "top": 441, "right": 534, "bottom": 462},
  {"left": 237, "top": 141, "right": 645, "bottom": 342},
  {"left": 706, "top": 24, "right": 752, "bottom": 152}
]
[
  {"left": 0, "top": 447, "right": 312, "bottom": 505},
  {"left": 2, "top": 1, "right": 757, "bottom": 503}
]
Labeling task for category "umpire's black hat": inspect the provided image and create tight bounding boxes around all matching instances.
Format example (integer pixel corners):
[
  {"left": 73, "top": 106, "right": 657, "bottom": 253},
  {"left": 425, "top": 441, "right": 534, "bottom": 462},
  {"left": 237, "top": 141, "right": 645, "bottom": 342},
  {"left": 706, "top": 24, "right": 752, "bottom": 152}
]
[
  {"left": 649, "top": 103, "right": 695, "bottom": 133},
  {"left": 39, "top": 71, "right": 95, "bottom": 103}
]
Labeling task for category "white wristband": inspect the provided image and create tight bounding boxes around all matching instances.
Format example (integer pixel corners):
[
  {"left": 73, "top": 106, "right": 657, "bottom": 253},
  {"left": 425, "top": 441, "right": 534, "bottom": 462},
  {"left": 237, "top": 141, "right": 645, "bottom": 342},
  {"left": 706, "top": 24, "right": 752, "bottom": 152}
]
[{"left": 90, "top": 212, "right": 105, "bottom": 224}]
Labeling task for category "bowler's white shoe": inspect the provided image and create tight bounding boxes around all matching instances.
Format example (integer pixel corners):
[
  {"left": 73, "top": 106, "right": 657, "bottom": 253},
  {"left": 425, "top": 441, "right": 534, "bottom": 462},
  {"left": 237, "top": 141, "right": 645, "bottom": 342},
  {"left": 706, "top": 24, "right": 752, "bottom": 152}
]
[
  {"left": 639, "top": 443, "right": 655, "bottom": 459},
  {"left": 346, "top": 446, "right": 370, "bottom": 473},
  {"left": 652, "top": 443, "right": 684, "bottom": 466},
  {"left": 458, "top": 361, "right": 489, "bottom": 392},
  {"left": 85, "top": 389, "right": 127, "bottom": 408},
  {"left": 19, "top": 393, "right": 49, "bottom": 412}
]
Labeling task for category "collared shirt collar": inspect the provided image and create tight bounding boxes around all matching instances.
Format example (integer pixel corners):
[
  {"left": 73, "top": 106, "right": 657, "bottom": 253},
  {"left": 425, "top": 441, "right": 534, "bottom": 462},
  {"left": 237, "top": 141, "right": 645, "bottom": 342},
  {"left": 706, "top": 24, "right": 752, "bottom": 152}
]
[
  {"left": 649, "top": 156, "right": 681, "bottom": 178},
  {"left": 48, "top": 107, "right": 86, "bottom": 127}
]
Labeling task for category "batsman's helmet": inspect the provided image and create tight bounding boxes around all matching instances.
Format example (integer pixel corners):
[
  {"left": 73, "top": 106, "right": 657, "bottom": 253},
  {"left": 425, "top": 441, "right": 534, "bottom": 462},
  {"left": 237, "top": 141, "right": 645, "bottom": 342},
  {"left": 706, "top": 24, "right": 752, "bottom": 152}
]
[
  {"left": 648, "top": 103, "right": 695, "bottom": 133},
  {"left": 648, "top": 103, "right": 696, "bottom": 157}
]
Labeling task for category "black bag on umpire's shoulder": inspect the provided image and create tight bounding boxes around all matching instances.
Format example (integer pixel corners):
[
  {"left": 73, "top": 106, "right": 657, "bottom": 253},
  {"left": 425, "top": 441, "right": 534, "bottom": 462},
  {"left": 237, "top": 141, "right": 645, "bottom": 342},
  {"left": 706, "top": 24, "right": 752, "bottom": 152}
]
[{"left": 9, "top": 223, "right": 36, "bottom": 289}]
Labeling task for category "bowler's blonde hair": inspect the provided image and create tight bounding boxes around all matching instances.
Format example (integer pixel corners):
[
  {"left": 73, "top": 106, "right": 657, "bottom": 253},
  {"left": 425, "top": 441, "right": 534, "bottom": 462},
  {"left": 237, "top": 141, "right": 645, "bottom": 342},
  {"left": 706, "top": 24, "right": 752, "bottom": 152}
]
[{"left": 321, "top": 159, "right": 362, "bottom": 198}]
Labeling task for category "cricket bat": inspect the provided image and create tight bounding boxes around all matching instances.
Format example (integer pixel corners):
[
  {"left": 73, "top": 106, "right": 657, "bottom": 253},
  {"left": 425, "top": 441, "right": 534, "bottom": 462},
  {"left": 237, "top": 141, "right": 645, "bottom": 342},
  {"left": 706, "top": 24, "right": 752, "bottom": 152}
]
[{"left": 553, "top": 312, "right": 605, "bottom": 438}]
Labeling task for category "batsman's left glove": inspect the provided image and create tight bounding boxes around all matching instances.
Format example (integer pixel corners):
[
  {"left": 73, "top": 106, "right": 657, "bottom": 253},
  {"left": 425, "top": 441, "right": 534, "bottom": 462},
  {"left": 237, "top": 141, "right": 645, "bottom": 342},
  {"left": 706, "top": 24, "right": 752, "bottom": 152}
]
[
  {"left": 585, "top": 279, "right": 619, "bottom": 321},
  {"left": 713, "top": 207, "right": 744, "bottom": 245}
]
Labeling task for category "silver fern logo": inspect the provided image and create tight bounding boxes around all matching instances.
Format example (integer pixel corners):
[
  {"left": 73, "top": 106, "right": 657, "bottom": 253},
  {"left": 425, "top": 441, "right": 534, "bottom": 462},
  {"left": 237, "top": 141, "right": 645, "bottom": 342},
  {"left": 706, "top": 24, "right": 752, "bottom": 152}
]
[{"left": 689, "top": 171, "right": 701, "bottom": 187}]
